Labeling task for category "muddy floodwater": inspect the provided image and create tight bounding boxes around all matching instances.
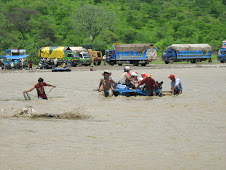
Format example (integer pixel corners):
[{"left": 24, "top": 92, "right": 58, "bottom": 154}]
[{"left": 0, "top": 65, "right": 226, "bottom": 169}]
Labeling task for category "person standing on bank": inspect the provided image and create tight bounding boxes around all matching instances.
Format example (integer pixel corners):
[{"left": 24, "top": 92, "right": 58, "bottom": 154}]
[
  {"left": 24, "top": 78, "right": 56, "bottom": 100},
  {"left": 102, "top": 55, "right": 106, "bottom": 65},
  {"left": 168, "top": 74, "right": 183, "bottom": 95},
  {"left": 29, "top": 60, "right": 33, "bottom": 70}
]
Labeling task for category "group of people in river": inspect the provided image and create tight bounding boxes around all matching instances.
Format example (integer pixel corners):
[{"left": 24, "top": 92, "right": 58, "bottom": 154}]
[
  {"left": 97, "top": 66, "right": 183, "bottom": 97},
  {"left": 23, "top": 65, "right": 182, "bottom": 99}
]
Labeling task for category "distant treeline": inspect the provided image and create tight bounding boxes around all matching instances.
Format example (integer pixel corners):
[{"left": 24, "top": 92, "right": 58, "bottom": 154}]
[{"left": 0, "top": 0, "right": 225, "bottom": 63}]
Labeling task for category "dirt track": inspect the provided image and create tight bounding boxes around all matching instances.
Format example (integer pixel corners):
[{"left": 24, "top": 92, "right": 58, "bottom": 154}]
[{"left": 1, "top": 63, "right": 226, "bottom": 73}]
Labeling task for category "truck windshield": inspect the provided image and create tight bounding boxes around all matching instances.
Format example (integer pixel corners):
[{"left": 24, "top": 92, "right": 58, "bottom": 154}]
[
  {"left": 83, "top": 53, "right": 90, "bottom": 58},
  {"left": 167, "top": 51, "right": 172, "bottom": 54},
  {"left": 105, "top": 50, "right": 113, "bottom": 55},
  {"left": 163, "top": 51, "right": 167, "bottom": 55},
  {"left": 74, "top": 53, "right": 79, "bottom": 58}
]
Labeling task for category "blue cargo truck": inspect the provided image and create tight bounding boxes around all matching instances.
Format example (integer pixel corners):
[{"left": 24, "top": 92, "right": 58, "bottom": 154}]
[
  {"left": 217, "top": 40, "right": 226, "bottom": 63},
  {"left": 162, "top": 44, "right": 212, "bottom": 64},
  {"left": 106, "top": 43, "right": 157, "bottom": 66}
]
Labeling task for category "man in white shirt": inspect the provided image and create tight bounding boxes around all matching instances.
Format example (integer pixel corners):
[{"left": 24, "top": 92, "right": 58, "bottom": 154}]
[
  {"left": 168, "top": 74, "right": 182, "bottom": 95},
  {"left": 54, "top": 57, "right": 58, "bottom": 67}
]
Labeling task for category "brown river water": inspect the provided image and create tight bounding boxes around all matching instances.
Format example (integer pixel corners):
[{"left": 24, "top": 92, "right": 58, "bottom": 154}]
[{"left": 0, "top": 64, "right": 226, "bottom": 169}]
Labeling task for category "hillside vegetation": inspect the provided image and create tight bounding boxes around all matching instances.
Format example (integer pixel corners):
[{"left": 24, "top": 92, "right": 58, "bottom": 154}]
[{"left": 0, "top": 0, "right": 225, "bottom": 62}]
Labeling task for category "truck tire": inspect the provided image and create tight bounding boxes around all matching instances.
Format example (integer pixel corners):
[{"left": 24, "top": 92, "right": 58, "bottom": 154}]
[
  {"left": 110, "top": 61, "right": 114, "bottom": 66},
  {"left": 133, "top": 61, "right": 139, "bottom": 66},
  {"left": 118, "top": 64, "right": 122, "bottom": 66},
  {"left": 196, "top": 59, "right": 200, "bottom": 63},
  {"left": 141, "top": 63, "right": 146, "bottom": 66},
  {"left": 220, "top": 61, "right": 225, "bottom": 63},
  {"left": 191, "top": 60, "right": 196, "bottom": 63},
  {"left": 165, "top": 61, "right": 169, "bottom": 64}
]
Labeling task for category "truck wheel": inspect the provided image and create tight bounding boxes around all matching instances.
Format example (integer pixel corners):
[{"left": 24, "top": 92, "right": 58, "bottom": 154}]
[
  {"left": 220, "top": 61, "right": 224, "bottom": 63},
  {"left": 196, "top": 59, "right": 200, "bottom": 63},
  {"left": 165, "top": 61, "right": 169, "bottom": 64},
  {"left": 133, "top": 61, "right": 139, "bottom": 66},
  {"left": 110, "top": 61, "right": 114, "bottom": 66},
  {"left": 118, "top": 64, "right": 122, "bottom": 66},
  {"left": 98, "top": 62, "right": 101, "bottom": 65},
  {"left": 141, "top": 63, "right": 146, "bottom": 66},
  {"left": 191, "top": 60, "right": 196, "bottom": 63}
]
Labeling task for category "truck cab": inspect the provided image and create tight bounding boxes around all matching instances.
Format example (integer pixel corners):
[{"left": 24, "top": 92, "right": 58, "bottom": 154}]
[
  {"left": 66, "top": 53, "right": 80, "bottom": 67},
  {"left": 217, "top": 41, "right": 226, "bottom": 63},
  {"left": 79, "top": 52, "right": 91, "bottom": 66},
  {"left": 217, "top": 48, "right": 226, "bottom": 63},
  {"left": 162, "top": 49, "right": 176, "bottom": 64},
  {"left": 105, "top": 49, "right": 116, "bottom": 65},
  {"left": 88, "top": 49, "right": 102, "bottom": 65}
]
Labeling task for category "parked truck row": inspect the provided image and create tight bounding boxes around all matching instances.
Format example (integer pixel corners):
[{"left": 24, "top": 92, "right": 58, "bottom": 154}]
[
  {"left": 1, "top": 41, "right": 225, "bottom": 69},
  {"left": 37, "top": 41, "right": 226, "bottom": 66},
  {"left": 38, "top": 46, "right": 103, "bottom": 67}
]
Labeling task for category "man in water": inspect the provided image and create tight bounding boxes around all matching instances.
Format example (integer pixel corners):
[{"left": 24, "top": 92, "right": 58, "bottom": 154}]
[
  {"left": 98, "top": 70, "right": 117, "bottom": 97},
  {"left": 24, "top": 78, "right": 56, "bottom": 99},
  {"left": 119, "top": 66, "right": 135, "bottom": 89},
  {"left": 168, "top": 74, "right": 182, "bottom": 95},
  {"left": 134, "top": 73, "right": 161, "bottom": 96}
]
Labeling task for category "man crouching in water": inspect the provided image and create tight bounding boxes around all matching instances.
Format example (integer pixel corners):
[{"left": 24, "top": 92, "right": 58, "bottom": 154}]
[
  {"left": 24, "top": 78, "right": 56, "bottom": 99},
  {"left": 98, "top": 70, "right": 117, "bottom": 97},
  {"left": 134, "top": 73, "right": 161, "bottom": 96}
]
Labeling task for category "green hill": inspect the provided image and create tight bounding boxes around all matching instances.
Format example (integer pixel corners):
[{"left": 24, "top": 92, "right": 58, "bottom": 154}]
[{"left": 0, "top": 0, "right": 225, "bottom": 63}]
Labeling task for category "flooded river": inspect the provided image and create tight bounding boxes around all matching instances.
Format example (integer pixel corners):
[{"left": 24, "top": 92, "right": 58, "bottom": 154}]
[{"left": 0, "top": 65, "right": 226, "bottom": 169}]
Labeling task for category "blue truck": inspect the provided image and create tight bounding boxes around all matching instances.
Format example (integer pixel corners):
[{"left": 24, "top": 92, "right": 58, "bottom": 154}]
[
  {"left": 105, "top": 43, "right": 157, "bottom": 66},
  {"left": 162, "top": 44, "right": 212, "bottom": 64},
  {"left": 217, "top": 40, "right": 226, "bottom": 63}
]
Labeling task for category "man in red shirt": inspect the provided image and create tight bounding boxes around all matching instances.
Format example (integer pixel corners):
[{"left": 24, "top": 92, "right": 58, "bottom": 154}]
[
  {"left": 134, "top": 73, "right": 161, "bottom": 96},
  {"left": 24, "top": 78, "right": 56, "bottom": 99}
]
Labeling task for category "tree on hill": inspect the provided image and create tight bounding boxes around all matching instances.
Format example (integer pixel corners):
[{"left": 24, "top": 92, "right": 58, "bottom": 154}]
[{"left": 73, "top": 4, "right": 116, "bottom": 42}]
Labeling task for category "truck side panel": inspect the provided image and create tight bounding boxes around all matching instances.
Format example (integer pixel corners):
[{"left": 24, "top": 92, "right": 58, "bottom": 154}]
[
  {"left": 115, "top": 51, "right": 147, "bottom": 60},
  {"left": 177, "top": 50, "right": 211, "bottom": 59}
]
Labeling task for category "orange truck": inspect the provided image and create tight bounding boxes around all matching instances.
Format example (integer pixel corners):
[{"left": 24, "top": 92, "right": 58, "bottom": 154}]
[{"left": 88, "top": 49, "right": 103, "bottom": 65}]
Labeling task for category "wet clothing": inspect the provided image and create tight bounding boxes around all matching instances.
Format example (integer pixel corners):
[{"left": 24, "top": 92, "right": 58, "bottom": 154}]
[
  {"left": 146, "top": 89, "right": 156, "bottom": 96},
  {"left": 171, "top": 78, "right": 183, "bottom": 91},
  {"left": 120, "top": 72, "right": 135, "bottom": 88},
  {"left": 34, "top": 82, "right": 48, "bottom": 99},
  {"left": 120, "top": 72, "right": 127, "bottom": 84},
  {"left": 104, "top": 90, "right": 109, "bottom": 97},
  {"left": 139, "top": 77, "right": 157, "bottom": 90}
]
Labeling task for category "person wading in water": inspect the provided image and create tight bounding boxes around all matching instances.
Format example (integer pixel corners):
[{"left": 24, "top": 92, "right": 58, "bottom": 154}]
[
  {"left": 97, "top": 70, "right": 117, "bottom": 97},
  {"left": 24, "top": 78, "right": 56, "bottom": 100}
]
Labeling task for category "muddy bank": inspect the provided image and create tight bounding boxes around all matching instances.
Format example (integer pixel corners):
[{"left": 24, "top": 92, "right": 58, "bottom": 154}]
[{"left": 0, "top": 63, "right": 226, "bottom": 73}]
